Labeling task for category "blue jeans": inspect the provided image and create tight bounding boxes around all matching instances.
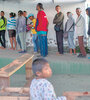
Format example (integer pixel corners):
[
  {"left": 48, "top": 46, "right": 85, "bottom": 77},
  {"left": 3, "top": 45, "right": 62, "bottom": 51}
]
[
  {"left": 32, "top": 34, "right": 38, "bottom": 52},
  {"left": 17, "top": 34, "right": 22, "bottom": 49},
  {"left": 38, "top": 34, "right": 48, "bottom": 57}
]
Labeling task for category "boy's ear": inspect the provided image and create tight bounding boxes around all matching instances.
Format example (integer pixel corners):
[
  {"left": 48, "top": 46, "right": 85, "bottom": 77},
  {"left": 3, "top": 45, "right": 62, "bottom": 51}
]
[{"left": 36, "top": 71, "right": 42, "bottom": 77}]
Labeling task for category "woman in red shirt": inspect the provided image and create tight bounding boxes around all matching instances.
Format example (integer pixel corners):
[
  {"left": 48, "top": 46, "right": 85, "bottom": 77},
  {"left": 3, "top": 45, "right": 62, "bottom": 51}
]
[{"left": 36, "top": 3, "right": 48, "bottom": 57}]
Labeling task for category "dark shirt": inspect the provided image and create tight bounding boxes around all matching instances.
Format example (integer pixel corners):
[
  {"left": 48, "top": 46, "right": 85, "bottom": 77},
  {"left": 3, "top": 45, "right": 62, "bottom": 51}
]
[{"left": 53, "top": 12, "right": 64, "bottom": 30}]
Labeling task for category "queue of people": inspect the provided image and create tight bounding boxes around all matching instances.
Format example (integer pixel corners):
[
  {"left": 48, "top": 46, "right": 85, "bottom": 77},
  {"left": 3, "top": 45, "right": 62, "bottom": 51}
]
[
  {"left": 53, "top": 5, "right": 90, "bottom": 58},
  {"left": 0, "top": 3, "right": 90, "bottom": 58}
]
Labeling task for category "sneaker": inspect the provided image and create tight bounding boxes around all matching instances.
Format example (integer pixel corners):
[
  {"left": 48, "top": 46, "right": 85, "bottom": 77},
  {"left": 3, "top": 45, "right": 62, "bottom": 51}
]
[
  {"left": 24, "top": 50, "right": 27, "bottom": 53},
  {"left": 77, "top": 54, "right": 82, "bottom": 57},
  {"left": 34, "top": 52, "right": 38, "bottom": 54},
  {"left": 19, "top": 51, "right": 26, "bottom": 53},
  {"left": 78, "top": 55, "right": 86, "bottom": 58},
  {"left": 88, "top": 50, "right": 90, "bottom": 53}
]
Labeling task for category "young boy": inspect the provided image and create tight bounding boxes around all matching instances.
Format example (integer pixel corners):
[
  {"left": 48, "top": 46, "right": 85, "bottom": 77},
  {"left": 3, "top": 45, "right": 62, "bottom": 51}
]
[
  {"left": 28, "top": 14, "right": 38, "bottom": 53},
  {"left": 30, "top": 58, "right": 67, "bottom": 100}
]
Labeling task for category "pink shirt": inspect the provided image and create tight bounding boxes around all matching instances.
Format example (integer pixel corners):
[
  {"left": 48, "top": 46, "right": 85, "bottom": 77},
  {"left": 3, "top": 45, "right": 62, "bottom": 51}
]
[{"left": 37, "top": 10, "right": 48, "bottom": 32}]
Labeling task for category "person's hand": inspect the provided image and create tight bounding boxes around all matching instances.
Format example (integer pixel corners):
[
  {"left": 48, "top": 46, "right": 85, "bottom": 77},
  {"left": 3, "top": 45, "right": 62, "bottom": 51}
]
[{"left": 28, "top": 24, "right": 33, "bottom": 27}]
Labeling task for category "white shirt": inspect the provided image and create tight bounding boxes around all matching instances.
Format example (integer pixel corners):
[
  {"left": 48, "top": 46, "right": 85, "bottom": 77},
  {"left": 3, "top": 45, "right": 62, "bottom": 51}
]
[
  {"left": 76, "top": 15, "right": 85, "bottom": 36},
  {"left": 30, "top": 78, "right": 67, "bottom": 100}
]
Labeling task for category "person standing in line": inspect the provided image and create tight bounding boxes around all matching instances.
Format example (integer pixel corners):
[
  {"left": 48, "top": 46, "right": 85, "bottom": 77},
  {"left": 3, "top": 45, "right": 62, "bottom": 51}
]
[
  {"left": 76, "top": 8, "right": 86, "bottom": 58},
  {"left": 0, "top": 11, "right": 7, "bottom": 49},
  {"left": 16, "top": 10, "right": 26, "bottom": 53},
  {"left": 28, "top": 14, "right": 38, "bottom": 54},
  {"left": 86, "top": 8, "right": 90, "bottom": 59},
  {"left": 65, "top": 12, "right": 76, "bottom": 55},
  {"left": 23, "top": 11, "right": 27, "bottom": 26},
  {"left": 7, "top": 12, "right": 17, "bottom": 50},
  {"left": 53, "top": 5, "right": 64, "bottom": 55},
  {"left": 36, "top": 3, "right": 49, "bottom": 57}
]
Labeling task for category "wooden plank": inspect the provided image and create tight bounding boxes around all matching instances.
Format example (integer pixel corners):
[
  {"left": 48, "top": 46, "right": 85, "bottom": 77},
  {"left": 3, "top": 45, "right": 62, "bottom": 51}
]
[
  {"left": 0, "top": 87, "right": 29, "bottom": 93},
  {"left": 0, "top": 97, "right": 30, "bottom": 100},
  {"left": 0, "top": 77, "right": 10, "bottom": 88},
  {"left": 0, "top": 87, "right": 30, "bottom": 100},
  {"left": 63, "top": 92, "right": 90, "bottom": 100},
  {"left": 25, "top": 59, "right": 33, "bottom": 80},
  {"left": 0, "top": 54, "right": 34, "bottom": 77},
  {"left": 24, "top": 75, "right": 35, "bottom": 87}
]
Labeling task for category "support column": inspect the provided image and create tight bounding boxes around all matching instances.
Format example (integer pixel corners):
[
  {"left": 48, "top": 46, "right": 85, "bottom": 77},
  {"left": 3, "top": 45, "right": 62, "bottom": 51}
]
[
  {"left": 0, "top": 77, "right": 10, "bottom": 88},
  {"left": 25, "top": 59, "right": 33, "bottom": 80}
]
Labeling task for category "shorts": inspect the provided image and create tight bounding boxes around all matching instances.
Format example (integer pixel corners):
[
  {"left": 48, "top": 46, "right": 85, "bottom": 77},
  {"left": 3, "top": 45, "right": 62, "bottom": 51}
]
[{"left": 8, "top": 30, "right": 16, "bottom": 38}]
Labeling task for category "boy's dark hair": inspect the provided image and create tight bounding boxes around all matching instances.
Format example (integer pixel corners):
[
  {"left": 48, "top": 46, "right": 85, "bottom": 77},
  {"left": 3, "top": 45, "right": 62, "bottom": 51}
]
[
  {"left": 23, "top": 11, "right": 27, "bottom": 13},
  {"left": 32, "top": 58, "right": 48, "bottom": 76},
  {"left": 37, "top": 3, "right": 44, "bottom": 10},
  {"left": 67, "top": 12, "right": 71, "bottom": 14},
  {"left": 10, "top": 12, "right": 16, "bottom": 17},
  {"left": 18, "top": 10, "right": 23, "bottom": 16},
  {"left": 55, "top": 5, "right": 61, "bottom": 8},
  {"left": 1, "top": 11, "right": 4, "bottom": 14}
]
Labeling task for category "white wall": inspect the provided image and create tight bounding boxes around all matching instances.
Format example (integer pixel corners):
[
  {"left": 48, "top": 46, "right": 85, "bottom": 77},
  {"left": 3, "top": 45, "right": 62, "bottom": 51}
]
[{"left": 0, "top": 0, "right": 86, "bottom": 47}]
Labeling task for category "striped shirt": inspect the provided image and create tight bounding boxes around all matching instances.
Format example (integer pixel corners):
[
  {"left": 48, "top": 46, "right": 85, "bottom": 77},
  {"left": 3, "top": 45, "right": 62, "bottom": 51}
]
[{"left": 7, "top": 17, "right": 16, "bottom": 30}]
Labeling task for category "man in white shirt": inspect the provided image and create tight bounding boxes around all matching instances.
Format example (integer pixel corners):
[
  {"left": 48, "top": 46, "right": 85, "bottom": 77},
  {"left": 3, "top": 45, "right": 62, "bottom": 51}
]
[{"left": 76, "top": 8, "right": 86, "bottom": 58}]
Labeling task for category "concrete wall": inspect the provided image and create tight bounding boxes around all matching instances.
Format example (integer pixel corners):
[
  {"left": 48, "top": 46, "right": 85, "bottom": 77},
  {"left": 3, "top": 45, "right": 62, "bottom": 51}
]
[{"left": 0, "top": 0, "right": 86, "bottom": 47}]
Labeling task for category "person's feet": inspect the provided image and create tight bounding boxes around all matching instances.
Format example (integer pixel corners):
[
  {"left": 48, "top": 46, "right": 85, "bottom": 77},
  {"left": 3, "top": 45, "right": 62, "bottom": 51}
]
[
  {"left": 77, "top": 54, "right": 86, "bottom": 58},
  {"left": 18, "top": 49, "right": 22, "bottom": 51},
  {"left": 9, "top": 48, "right": 14, "bottom": 50},
  {"left": 88, "top": 49, "right": 90, "bottom": 53},
  {"left": 0, "top": 46, "right": 5, "bottom": 49},
  {"left": 19, "top": 50, "right": 27, "bottom": 53},
  {"left": 56, "top": 52, "right": 63, "bottom": 55}
]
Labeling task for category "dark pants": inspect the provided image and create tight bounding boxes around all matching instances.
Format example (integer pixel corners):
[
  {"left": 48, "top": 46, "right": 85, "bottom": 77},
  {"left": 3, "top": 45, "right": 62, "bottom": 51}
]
[
  {"left": 56, "top": 30, "right": 63, "bottom": 54},
  {"left": 0, "top": 30, "right": 6, "bottom": 48},
  {"left": 78, "top": 36, "right": 86, "bottom": 56}
]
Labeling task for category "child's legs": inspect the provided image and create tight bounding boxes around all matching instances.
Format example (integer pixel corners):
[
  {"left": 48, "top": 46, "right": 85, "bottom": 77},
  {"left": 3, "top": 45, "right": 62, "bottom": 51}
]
[
  {"left": 10, "top": 37, "right": 13, "bottom": 49},
  {"left": 13, "top": 37, "right": 17, "bottom": 49},
  {"left": 32, "top": 34, "right": 38, "bottom": 52}
]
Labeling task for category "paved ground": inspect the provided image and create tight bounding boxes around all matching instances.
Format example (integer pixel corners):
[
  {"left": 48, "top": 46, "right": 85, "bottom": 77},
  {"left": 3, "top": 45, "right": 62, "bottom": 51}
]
[{"left": 0, "top": 48, "right": 90, "bottom": 98}]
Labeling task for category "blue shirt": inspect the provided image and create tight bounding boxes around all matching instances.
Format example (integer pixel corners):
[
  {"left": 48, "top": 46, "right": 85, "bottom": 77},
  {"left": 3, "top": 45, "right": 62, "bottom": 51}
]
[{"left": 7, "top": 17, "right": 16, "bottom": 30}]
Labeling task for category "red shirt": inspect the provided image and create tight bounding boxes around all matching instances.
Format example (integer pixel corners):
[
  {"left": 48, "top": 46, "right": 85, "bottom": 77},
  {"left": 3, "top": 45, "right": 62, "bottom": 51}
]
[{"left": 37, "top": 10, "right": 48, "bottom": 32}]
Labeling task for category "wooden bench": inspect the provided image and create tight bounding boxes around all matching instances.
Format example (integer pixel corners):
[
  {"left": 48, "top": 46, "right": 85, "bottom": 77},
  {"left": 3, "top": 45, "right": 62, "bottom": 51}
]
[
  {"left": 63, "top": 92, "right": 90, "bottom": 100},
  {"left": 0, "top": 87, "right": 30, "bottom": 100},
  {"left": 0, "top": 54, "right": 34, "bottom": 88}
]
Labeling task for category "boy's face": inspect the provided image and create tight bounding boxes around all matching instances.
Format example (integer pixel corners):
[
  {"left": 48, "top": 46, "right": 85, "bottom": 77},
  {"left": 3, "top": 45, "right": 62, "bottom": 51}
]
[
  {"left": 29, "top": 16, "right": 33, "bottom": 20},
  {"left": 36, "top": 63, "right": 52, "bottom": 78},
  {"left": 23, "top": 12, "right": 27, "bottom": 17}
]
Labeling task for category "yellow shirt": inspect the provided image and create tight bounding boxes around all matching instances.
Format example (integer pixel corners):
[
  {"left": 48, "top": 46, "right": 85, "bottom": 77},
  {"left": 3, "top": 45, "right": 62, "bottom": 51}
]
[{"left": 31, "top": 18, "right": 37, "bottom": 34}]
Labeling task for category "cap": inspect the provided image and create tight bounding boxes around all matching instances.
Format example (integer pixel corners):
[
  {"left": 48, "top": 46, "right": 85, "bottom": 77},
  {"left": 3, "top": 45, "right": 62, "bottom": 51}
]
[{"left": 27, "top": 13, "right": 34, "bottom": 19}]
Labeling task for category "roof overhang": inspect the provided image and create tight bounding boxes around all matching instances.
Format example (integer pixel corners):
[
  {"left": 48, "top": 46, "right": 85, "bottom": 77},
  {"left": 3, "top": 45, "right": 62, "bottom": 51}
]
[{"left": 53, "top": 0, "right": 86, "bottom": 3}]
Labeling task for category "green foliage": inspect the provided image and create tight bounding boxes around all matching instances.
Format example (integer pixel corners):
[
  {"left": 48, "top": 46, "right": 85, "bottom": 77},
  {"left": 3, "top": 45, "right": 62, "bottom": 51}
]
[{"left": 76, "top": 46, "right": 90, "bottom": 53}]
